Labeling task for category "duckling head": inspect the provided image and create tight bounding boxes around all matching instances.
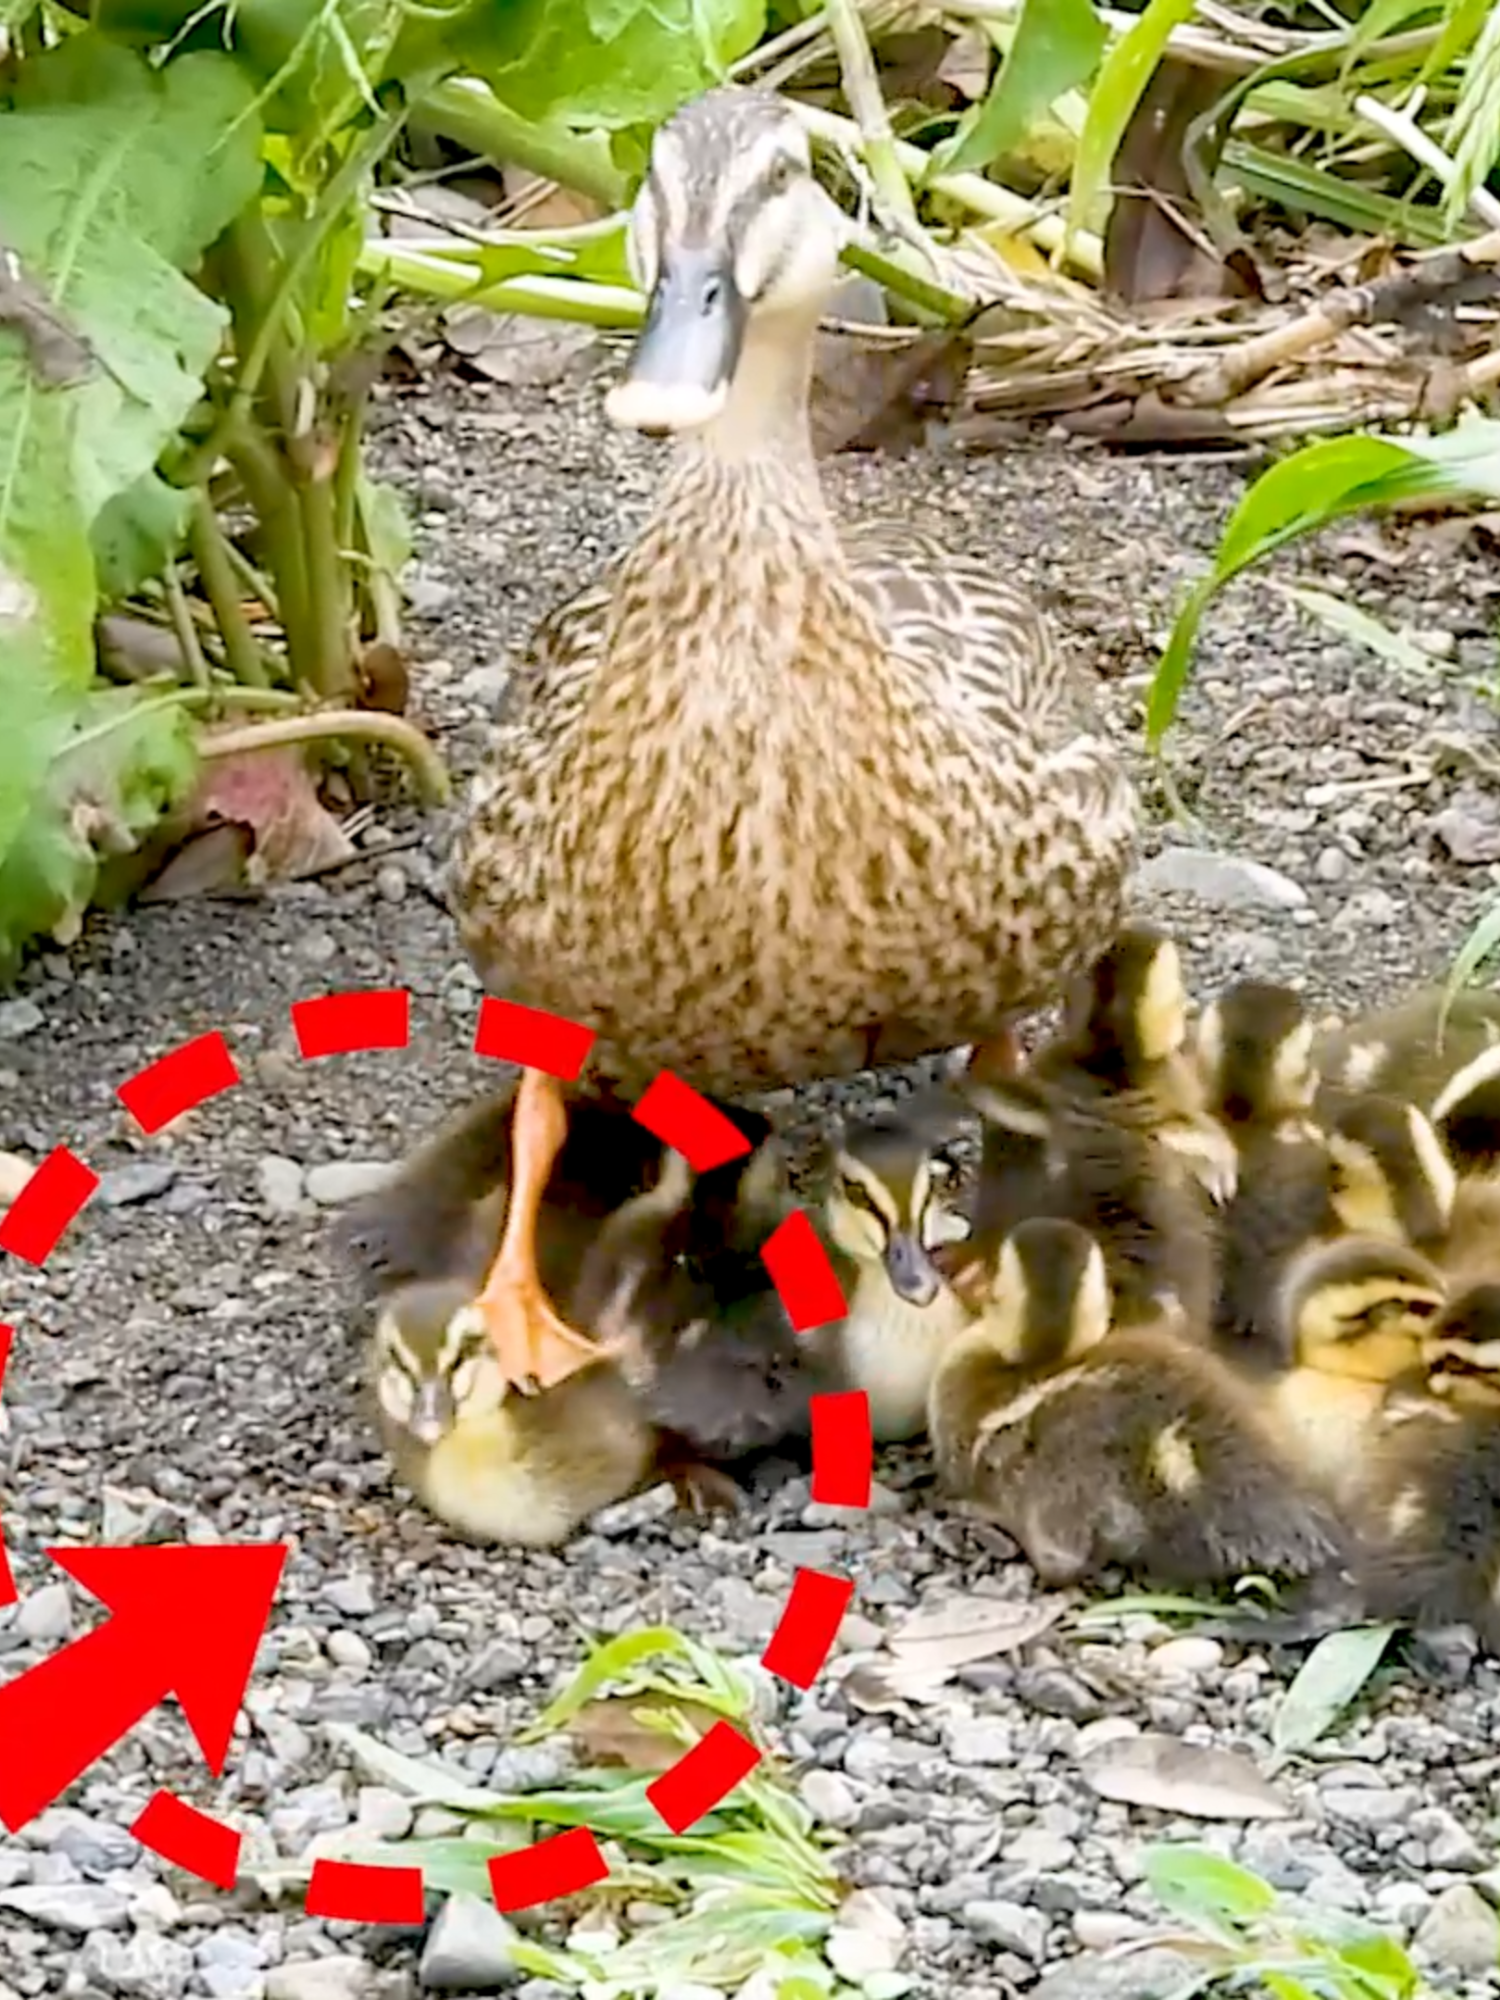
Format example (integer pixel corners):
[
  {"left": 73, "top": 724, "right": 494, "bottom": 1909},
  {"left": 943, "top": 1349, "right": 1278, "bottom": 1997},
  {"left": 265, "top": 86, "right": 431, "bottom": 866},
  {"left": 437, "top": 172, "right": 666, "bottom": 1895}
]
[
  {"left": 977, "top": 1217, "right": 1112, "bottom": 1371},
  {"left": 1423, "top": 1282, "right": 1500, "bottom": 1411},
  {"left": 1195, "top": 981, "right": 1316, "bottom": 1124},
  {"left": 1275, "top": 1237, "right": 1448, "bottom": 1384},
  {"left": 1323, "top": 1093, "right": 1456, "bottom": 1248},
  {"left": 607, "top": 86, "right": 845, "bottom": 436},
  {"left": 374, "top": 1280, "right": 509, "bottom": 1446},
  {"left": 1430, "top": 1041, "right": 1500, "bottom": 1172},
  {"left": 824, "top": 1104, "right": 972, "bottom": 1309},
  {"left": 1066, "top": 924, "right": 1189, "bottom": 1071}
]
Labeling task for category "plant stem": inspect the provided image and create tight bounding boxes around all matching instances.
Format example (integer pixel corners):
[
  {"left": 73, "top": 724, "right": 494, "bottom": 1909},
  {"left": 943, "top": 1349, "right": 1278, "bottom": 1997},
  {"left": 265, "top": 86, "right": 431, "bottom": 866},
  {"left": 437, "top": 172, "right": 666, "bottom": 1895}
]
[
  {"left": 198, "top": 712, "right": 450, "bottom": 805},
  {"left": 791, "top": 101, "right": 1104, "bottom": 278},
  {"left": 296, "top": 454, "right": 354, "bottom": 703},
  {"left": 415, "top": 80, "right": 628, "bottom": 209},
  {"left": 840, "top": 241, "right": 973, "bottom": 324},
  {"left": 162, "top": 562, "right": 212, "bottom": 690},
  {"left": 218, "top": 535, "right": 281, "bottom": 625},
  {"left": 189, "top": 492, "right": 270, "bottom": 688},
  {"left": 824, "top": 0, "right": 917, "bottom": 228},
  {"left": 1354, "top": 92, "right": 1500, "bottom": 229},
  {"left": 226, "top": 424, "right": 309, "bottom": 674},
  {"left": 355, "top": 241, "right": 645, "bottom": 323}
]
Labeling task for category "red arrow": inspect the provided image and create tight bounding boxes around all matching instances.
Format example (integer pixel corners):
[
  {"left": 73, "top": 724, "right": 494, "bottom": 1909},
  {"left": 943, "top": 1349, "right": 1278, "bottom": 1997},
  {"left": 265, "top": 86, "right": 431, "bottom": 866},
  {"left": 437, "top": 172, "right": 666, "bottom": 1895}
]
[{"left": 0, "top": 1543, "right": 288, "bottom": 1834}]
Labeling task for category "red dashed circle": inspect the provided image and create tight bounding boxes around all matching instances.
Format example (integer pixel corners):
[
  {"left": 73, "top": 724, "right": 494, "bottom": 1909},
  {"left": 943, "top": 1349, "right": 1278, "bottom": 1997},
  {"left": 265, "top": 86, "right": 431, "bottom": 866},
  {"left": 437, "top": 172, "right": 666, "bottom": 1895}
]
[{"left": 0, "top": 990, "right": 871, "bottom": 1914}]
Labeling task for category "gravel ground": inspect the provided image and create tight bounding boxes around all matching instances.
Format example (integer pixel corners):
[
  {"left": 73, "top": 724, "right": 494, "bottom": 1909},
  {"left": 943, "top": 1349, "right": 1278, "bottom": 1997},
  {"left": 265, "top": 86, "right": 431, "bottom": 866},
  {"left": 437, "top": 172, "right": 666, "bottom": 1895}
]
[{"left": 4, "top": 358, "right": 1500, "bottom": 2000}]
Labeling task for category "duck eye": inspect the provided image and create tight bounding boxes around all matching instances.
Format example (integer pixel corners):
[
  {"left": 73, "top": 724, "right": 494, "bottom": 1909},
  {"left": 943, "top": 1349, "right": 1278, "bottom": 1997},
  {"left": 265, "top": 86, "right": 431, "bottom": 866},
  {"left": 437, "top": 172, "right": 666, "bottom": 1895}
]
[{"left": 766, "top": 154, "right": 797, "bottom": 194}]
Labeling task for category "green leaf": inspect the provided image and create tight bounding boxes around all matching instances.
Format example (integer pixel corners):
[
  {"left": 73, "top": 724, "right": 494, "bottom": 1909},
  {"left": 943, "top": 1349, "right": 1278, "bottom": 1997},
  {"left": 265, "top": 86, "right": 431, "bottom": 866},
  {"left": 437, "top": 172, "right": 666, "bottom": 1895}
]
[
  {"left": 91, "top": 473, "right": 192, "bottom": 598},
  {"left": 1143, "top": 1845, "right": 1278, "bottom": 1937},
  {"left": 936, "top": 0, "right": 1105, "bottom": 178},
  {"left": 463, "top": 0, "right": 767, "bottom": 132},
  {"left": 1272, "top": 1624, "right": 1397, "bottom": 1757},
  {"left": 0, "top": 34, "right": 263, "bottom": 521},
  {"left": 0, "top": 686, "right": 200, "bottom": 981},
  {"left": 1449, "top": 896, "right": 1500, "bottom": 994},
  {"left": 1065, "top": 0, "right": 1200, "bottom": 246}
]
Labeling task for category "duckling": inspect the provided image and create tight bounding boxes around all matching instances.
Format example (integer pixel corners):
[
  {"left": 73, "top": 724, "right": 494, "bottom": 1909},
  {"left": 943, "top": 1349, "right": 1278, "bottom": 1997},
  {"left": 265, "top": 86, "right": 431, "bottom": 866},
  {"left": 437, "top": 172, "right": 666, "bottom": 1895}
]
[
  {"left": 1315, "top": 984, "right": 1500, "bottom": 1116},
  {"left": 818, "top": 1095, "right": 977, "bottom": 1441},
  {"left": 958, "top": 1072, "right": 1219, "bottom": 1332},
  {"left": 927, "top": 1218, "right": 1347, "bottom": 1589},
  {"left": 1347, "top": 1282, "right": 1500, "bottom": 1651},
  {"left": 569, "top": 1133, "right": 844, "bottom": 1479},
  {"left": 371, "top": 1276, "right": 658, "bottom": 1547},
  {"left": 1029, "top": 923, "right": 1237, "bottom": 1205},
  {"left": 1263, "top": 1235, "right": 1449, "bottom": 1502}
]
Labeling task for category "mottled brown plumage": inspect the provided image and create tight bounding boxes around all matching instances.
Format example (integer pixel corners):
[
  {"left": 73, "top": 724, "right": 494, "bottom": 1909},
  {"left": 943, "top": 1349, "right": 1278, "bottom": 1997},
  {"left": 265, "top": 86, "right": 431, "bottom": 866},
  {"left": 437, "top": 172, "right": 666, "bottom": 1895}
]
[{"left": 448, "top": 84, "right": 1136, "bottom": 1104}]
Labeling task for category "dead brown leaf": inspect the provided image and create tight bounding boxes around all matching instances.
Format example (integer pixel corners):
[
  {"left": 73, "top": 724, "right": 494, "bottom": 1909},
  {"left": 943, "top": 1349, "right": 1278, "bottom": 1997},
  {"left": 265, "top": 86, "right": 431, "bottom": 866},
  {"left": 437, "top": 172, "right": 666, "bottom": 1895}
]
[
  {"left": 139, "top": 746, "right": 355, "bottom": 902},
  {"left": 889, "top": 1593, "right": 1065, "bottom": 1675},
  {"left": 566, "top": 1695, "right": 723, "bottom": 1773},
  {"left": 1079, "top": 1733, "right": 1292, "bottom": 1820}
]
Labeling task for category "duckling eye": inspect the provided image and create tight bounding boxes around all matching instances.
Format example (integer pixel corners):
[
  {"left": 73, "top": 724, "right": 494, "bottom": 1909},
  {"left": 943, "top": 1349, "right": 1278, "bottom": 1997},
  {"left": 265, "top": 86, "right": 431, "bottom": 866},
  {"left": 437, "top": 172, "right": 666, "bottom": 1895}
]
[
  {"left": 766, "top": 154, "right": 798, "bottom": 195},
  {"left": 840, "top": 1176, "right": 883, "bottom": 1217}
]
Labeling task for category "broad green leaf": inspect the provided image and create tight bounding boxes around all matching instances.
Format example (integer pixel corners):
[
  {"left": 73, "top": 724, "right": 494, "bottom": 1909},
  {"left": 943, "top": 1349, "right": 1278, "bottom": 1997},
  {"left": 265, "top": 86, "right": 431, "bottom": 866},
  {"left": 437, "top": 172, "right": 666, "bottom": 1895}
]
[
  {"left": 1143, "top": 1845, "right": 1278, "bottom": 1938},
  {"left": 91, "top": 473, "right": 192, "bottom": 598},
  {"left": 0, "top": 0, "right": 42, "bottom": 28},
  {"left": 0, "top": 35, "right": 262, "bottom": 520},
  {"left": 1065, "top": 0, "right": 1199, "bottom": 246},
  {"left": 1333, "top": 1930, "right": 1421, "bottom": 1992},
  {"left": 463, "top": 0, "right": 767, "bottom": 132},
  {"left": 936, "top": 0, "right": 1105, "bottom": 178},
  {"left": 0, "top": 687, "right": 200, "bottom": 981},
  {"left": 1272, "top": 1624, "right": 1397, "bottom": 1757},
  {"left": 525, "top": 1625, "right": 754, "bottom": 1741},
  {"left": 0, "top": 378, "right": 96, "bottom": 871},
  {"left": 354, "top": 473, "right": 413, "bottom": 583}
]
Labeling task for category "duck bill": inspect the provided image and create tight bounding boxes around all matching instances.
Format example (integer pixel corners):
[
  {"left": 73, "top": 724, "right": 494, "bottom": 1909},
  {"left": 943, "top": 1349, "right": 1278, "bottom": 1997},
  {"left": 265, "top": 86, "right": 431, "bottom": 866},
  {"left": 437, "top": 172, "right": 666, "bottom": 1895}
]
[
  {"left": 884, "top": 1232, "right": 942, "bottom": 1308},
  {"left": 605, "top": 248, "right": 746, "bottom": 435},
  {"left": 409, "top": 1380, "right": 452, "bottom": 1448}
]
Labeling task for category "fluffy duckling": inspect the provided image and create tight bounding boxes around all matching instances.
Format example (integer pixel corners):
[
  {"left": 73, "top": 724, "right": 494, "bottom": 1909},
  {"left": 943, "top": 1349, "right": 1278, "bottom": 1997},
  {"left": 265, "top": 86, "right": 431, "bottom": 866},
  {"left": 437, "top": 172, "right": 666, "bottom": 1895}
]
[
  {"left": 1348, "top": 1282, "right": 1500, "bottom": 1650},
  {"left": 958, "top": 1072, "right": 1219, "bottom": 1332},
  {"left": 928, "top": 1218, "right": 1347, "bottom": 1589},
  {"left": 1194, "top": 980, "right": 1335, "bottom": 1353},
  {"left": 371, "top": 1276, "right": 658, "bottom": 1547},
  {"left": 1029, "top": 923, "right": 1237, "bottom": 1205},
  {"left": 818, "top": 1095, "right": 976, "bottom": 1441},
  {"left": 1315, "top": 984, "right": 1500, "bottom": 1117},
  {"left": 569, "top": 1134, "right": 844, "bottom": 1478},
  {"left": 1263, "top": 1235, "right": 1449, "bottom": 1502}
]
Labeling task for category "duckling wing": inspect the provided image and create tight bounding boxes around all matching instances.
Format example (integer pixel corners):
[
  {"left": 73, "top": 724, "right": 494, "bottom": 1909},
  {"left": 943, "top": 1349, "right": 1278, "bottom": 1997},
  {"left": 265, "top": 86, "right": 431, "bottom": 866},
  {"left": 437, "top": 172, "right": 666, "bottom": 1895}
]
[{"left": 1356, "top": 1405, "right": 1500, "bottom": 1648}]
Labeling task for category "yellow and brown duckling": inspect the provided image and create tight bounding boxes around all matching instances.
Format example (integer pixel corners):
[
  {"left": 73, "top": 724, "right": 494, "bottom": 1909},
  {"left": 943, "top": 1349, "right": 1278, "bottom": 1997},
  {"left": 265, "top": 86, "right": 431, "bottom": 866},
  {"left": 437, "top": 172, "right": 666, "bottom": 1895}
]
[
  {"left": 1029, "top": 923, "right": 1237, "bottom": 1205},
  {"left": 1261, "top": 1234, "right": 1449, "bottom": 1502},
  {"left": 1314, "top": 984, "right": 1500, "bottom": 1120},
  {"left": 957, "top": 1070, "right": 1220, "bottom": 1334},
  {"left": 1346, "top": 1282, "right": 1500, "bottom": 1651},
  {"left": 927, "top": 1218, "right": 1348, "bottom": 1590},
  {"left": 817, "top": 1096, "right": 976, "bottom": 1442},
  {"left": 371, "top": 1276, "right": 659, "bottom": 1548}
]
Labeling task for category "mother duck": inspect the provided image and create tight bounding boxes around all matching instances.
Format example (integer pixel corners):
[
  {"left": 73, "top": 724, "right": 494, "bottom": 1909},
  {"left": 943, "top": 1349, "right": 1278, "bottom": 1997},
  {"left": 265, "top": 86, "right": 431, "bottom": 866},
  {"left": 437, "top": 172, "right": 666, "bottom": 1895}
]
[{"left": 445, "top": 84, "right": 1138, "bottom": 1397}]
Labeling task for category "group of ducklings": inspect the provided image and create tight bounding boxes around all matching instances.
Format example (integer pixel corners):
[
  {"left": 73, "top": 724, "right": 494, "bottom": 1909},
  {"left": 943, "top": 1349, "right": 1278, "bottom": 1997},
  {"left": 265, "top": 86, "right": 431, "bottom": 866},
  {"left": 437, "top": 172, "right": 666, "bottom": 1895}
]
[{"left": 335, "top": 927, "right": 1500, "bottom": 1655}]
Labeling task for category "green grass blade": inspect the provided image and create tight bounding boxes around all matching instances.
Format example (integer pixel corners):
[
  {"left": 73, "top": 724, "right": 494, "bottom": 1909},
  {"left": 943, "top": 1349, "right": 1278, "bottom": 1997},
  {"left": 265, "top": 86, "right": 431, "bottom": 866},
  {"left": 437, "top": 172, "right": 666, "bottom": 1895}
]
[{"left": 934, "top": 0, "right": 1105, "bottom": 178}]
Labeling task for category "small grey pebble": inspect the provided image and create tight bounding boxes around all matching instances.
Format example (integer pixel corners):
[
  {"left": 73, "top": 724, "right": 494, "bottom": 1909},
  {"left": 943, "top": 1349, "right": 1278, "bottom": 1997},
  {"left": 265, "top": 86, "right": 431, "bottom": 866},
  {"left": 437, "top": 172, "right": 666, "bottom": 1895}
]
[
  {"left": 418, "top": 1893, "right": 519, "bottom": 1989},
  {"left": 0, "top": 1885, "right": 129, "bottom": 1933},
  {"left": 464, "top": 1641, "right": 528, "bottom": 1690},
  {"left": 321, "top": 1578, "right": 376, "bottom": 1618},
  {"left": 1132, "top": 848, "right": 1308, "bottom": 912},
  {"left": 375, "top": 863, "right": 408, "bottom": 904},
  {"left": 17, "top": 1583, "right": 73, "bottom": 1644},
  {"left": 255, "top": 1157, "right": 305, "bottom": 1215},
  {"left": 1414, "top": 1884, "right": 1500, "bottom": 1973},
  {"left": 326, "top": 1631, "right": 372, "bottom": 1673},
  {"left": 799, "top": 1770, "right": 859, "bottom": 1829},
  {"left": 0, "top": 999, "right": 44, "bottom": 1040},
  {"left": 1321, "top": 1783, "right": 1418, "bottom": 1829},
  {"left": 963, "top": 1900, "right": 1048, "bottom": 1961},
  {"left": 265, "top": 1961, "right": 384, "bottom": 2000},
  {"left": 304, "top": 1161, "right": 396, "bottom": 1206},
  {"left": 97, "top": 1163, "right": 177, "bottom": 1209},
  {"left": 1412, "top": 1806, "right": 1485, "bottom": 1872},
  {"left": 943, "top": 1716, "right": 1013, "bottom": 1766},
  {"left": 77, "top": 1931, "right": 194, "bottom": 1999}
]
